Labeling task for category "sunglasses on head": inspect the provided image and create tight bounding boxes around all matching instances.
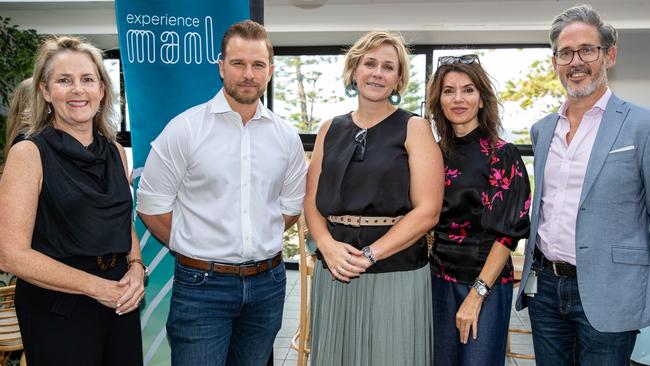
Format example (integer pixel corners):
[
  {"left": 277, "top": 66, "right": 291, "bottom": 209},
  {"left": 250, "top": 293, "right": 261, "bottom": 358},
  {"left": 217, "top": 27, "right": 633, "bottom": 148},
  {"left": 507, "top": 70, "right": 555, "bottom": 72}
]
[
  {"left": 352, "top": 128, "right": 367, "bottom": 162},
  {"left": 437, "top": 54, "right": 480, "bottom": 67}
]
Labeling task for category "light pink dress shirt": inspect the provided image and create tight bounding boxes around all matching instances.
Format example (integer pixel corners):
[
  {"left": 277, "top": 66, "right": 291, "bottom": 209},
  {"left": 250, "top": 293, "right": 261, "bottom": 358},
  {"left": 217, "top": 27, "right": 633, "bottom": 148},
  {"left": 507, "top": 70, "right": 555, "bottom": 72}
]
[{"left": 537, "top": 89, "right": 612, "bottom": 265}]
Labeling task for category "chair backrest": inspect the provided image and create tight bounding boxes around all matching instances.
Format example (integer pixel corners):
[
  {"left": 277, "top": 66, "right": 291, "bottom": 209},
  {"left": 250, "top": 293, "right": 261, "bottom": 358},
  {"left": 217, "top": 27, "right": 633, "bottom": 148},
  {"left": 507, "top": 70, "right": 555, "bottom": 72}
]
[{"left": 0, "top": 285, "right": 23, "bottom": 351}]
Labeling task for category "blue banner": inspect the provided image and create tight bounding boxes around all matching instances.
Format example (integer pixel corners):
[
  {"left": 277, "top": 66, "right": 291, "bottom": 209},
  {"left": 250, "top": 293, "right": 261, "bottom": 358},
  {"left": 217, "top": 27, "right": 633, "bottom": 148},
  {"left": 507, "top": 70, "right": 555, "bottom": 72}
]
[{"left": 114, "top": 1, "right": 250, "bottom": 364}]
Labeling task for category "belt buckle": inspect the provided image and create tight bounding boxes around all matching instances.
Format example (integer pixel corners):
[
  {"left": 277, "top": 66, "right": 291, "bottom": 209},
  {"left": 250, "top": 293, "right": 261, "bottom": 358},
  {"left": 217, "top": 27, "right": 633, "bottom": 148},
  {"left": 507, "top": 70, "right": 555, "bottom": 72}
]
[
  {"left": 239, "top": 262, "right": 261, "bottom": 276},
  {"left": 551, "top": 262, "right": 560, "bottom": 276}
]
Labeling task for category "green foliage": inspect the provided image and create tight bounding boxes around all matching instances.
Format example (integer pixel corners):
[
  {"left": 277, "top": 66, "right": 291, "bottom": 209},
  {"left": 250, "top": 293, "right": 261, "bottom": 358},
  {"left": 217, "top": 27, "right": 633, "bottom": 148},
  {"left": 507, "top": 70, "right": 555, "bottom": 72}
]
[
  {"left": 511, "top": 127, "right": 531, "bottom": 145},
  {"left": 274, "top": 55, "right": 343, "bottom": 133},
  {"left": 499, "top": 58, "right": 565, "bottom": 114},
  {"left": 401, "top": 56, "right": 424, "bottom": 115},
  {"left": 282, "top": 223, "right": 299, "bottom": 259},
  {"left": 0, "top": 16, "right": 41, "bottom": 163}
]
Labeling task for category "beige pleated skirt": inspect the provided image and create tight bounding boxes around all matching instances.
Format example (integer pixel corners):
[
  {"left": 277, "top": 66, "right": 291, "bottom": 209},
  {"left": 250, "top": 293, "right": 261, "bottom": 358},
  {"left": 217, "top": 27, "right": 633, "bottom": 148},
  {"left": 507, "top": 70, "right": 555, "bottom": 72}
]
[{"left": 310, "top": 261, "right": 433, "bottom": 366}]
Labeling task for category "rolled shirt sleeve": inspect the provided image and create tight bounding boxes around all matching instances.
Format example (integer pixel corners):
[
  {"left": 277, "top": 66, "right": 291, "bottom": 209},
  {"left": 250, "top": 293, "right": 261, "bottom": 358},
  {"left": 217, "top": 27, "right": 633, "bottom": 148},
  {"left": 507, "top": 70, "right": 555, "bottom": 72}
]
[
  {"left": 280, "top": 132, "right": 307, "bottom": 216},
  {"left": 136, "top": 116, "right": 191, "bottom": 215}
]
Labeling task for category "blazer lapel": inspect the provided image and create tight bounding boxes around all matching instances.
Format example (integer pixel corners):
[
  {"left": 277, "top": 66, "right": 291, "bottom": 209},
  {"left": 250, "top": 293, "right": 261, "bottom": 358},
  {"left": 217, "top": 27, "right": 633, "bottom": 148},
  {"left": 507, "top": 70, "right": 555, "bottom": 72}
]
[{"left": 579, "top": 95, "right": 629, "bottom": 206}]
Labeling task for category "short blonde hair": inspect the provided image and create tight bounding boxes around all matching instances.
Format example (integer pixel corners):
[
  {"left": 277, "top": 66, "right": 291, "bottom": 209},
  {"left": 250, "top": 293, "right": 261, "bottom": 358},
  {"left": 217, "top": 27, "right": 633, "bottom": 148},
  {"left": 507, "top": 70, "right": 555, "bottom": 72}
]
[
  {"left": 342, "top": 31, "right": 410, "bottom": 95},
  {"left": 29, "top": 36, "right": 117, "bottom": 141}
]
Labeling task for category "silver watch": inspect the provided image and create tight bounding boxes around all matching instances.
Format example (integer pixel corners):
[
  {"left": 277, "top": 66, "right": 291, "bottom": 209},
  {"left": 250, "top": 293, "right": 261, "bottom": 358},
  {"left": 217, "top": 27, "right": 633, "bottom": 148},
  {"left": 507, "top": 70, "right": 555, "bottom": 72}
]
[
  {"left": 361, "top": 246, "right": 377, "bottom": 264},
  {"left": 473, "top": 277, "right": 491, "bottom": 298}
]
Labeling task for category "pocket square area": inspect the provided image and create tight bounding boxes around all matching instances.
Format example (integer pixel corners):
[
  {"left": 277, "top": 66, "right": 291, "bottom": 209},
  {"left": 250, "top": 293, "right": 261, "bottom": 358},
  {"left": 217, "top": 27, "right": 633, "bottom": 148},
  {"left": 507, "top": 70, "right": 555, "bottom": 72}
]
[{"left": 609, "top": 145, "right": 635, "bottom": 154}]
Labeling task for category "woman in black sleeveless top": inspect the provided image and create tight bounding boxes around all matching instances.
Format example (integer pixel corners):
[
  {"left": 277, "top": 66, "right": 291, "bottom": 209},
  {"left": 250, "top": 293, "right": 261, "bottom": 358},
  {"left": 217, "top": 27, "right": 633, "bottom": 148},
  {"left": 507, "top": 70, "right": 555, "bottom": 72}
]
[
  {"left": 0, "top": 36, "right": 144, "bottom": 365},
  {"left": 305, "top": 31, "right": 445, "bottom": 365}
]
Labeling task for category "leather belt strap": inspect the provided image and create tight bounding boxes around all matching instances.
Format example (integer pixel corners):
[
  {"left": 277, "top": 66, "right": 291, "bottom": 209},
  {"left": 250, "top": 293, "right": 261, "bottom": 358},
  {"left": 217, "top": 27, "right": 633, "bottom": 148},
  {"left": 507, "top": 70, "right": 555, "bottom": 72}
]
[
  {"left": 536, "top": 248, "right": 576, "bottom": 277},
  {"left": 176, "top": 253, "right": 282, "bottom": 277},
  {"left": 327, "top": 215, "right": 404, "bottom": 227}
]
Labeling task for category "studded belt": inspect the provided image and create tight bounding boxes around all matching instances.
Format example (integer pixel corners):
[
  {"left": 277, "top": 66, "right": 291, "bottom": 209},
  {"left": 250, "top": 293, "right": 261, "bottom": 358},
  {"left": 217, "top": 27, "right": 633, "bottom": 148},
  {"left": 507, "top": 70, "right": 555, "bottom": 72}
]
[{"left": 327, "top": 215, "right": 404, "bottom": 227}]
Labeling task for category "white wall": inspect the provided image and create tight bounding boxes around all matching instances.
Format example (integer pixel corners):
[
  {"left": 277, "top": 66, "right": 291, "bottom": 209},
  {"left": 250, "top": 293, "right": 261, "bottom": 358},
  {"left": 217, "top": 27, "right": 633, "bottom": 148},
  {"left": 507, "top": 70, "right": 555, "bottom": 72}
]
[{"left": 609, "top": 31, "right": 650, "bottom": 108}]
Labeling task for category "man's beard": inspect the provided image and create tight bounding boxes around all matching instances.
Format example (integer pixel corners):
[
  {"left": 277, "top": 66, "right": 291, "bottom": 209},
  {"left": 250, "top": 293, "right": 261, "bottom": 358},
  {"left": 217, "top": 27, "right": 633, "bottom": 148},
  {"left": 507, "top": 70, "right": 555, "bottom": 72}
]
[
  {"left": 562, "top": 61, "right": 608, "bottom": 98},
  {"left": 224, "top": 81, "right": 265, "bottom": 105}
]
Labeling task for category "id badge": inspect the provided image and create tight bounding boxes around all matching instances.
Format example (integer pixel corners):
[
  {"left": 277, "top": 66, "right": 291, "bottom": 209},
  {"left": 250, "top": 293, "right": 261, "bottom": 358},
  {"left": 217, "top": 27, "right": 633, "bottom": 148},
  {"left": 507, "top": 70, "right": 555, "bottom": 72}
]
[{"left": 524, "top": 270, "right": 538, "bottom": 297}]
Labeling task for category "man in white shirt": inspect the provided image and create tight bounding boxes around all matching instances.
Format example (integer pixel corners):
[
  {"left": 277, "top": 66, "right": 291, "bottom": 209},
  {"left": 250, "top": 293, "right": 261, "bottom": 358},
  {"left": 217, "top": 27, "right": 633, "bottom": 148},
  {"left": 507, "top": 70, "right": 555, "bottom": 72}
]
[{"left": 136, "top": 20, "right": 307, "bottom": 366}]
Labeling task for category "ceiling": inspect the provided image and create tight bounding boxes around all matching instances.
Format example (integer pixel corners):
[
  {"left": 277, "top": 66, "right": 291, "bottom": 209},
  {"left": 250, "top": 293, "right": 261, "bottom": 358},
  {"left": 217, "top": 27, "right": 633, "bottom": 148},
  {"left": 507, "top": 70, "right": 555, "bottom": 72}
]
[{"left": 0, "top": 0, "right": 648, "bottom": 49}]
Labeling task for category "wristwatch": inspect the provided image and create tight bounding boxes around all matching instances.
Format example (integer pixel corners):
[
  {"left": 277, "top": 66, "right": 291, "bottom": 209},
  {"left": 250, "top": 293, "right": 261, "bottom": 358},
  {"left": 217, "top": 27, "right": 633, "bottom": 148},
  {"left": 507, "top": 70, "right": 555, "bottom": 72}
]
[
  {"left": 361, "top": 246, "right": 377, "bottom": 265},
  {"left": 473, "top": 277, "right": 491, "bottom": 298}
]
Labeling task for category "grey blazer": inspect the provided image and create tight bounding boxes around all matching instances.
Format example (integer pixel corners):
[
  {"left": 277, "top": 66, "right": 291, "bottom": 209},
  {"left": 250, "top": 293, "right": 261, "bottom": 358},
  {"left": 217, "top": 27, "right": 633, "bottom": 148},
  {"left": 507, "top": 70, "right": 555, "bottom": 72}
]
[{"left": 516, "top": 94, "right": 650, "bottom": 332}]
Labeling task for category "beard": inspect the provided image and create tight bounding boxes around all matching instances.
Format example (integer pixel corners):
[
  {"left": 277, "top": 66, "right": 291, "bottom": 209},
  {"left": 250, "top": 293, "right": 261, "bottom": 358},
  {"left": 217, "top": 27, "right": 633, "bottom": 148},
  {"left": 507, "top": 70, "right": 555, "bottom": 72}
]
[
  {"left": 561, "top": 61, "right": 608, "bottom": 98},
  {"left": 223, "top": 79, "right": 266, "bottom": 105}
]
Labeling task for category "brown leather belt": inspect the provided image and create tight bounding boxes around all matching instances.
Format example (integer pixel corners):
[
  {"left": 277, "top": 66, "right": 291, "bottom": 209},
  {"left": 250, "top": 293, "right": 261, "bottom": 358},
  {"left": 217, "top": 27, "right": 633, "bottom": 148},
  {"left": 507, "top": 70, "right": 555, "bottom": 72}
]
[
  {"left": 176, "top": 253, "right": 282, "bottom": 277},
  {"left": 327, "top": 215, "right": 404, "bottom": 227}
]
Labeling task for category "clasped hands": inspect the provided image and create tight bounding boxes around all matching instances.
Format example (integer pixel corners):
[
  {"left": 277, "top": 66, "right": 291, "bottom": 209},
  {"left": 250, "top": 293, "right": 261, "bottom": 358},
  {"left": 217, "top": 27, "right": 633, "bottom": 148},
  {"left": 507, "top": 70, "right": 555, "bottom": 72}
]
[
  {"left": 320, "top": 239, "right": 373, "bottom": 282},
  {"left": 95, "top": 264, "right": 146, "bottom": 315}
]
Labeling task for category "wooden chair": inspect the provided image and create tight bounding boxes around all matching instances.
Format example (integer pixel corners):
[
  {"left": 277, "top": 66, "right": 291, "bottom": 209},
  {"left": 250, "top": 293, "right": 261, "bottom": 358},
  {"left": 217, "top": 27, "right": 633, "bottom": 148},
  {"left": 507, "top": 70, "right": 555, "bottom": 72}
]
[
  {"left": 290, "top": 216, "right": 315, "bottom": 366},
  {"left": 506, "top": 255, "right": 535, "bottom": 360},
  {"left": 0, "top": 285, "right": 26, "bottom": 366}
]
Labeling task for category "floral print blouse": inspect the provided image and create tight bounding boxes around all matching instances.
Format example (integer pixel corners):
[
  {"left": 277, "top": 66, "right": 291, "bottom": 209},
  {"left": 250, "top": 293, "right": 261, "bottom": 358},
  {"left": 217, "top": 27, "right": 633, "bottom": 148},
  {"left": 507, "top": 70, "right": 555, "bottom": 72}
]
[{"left": 430, "top": 127, "right": 531, "bottom": 285}]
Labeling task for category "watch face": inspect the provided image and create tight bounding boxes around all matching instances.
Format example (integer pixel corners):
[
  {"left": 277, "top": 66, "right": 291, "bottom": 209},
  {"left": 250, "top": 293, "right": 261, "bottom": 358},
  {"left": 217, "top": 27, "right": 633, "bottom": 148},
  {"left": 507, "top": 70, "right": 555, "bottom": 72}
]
[{"left": 477, "top": 287, "right": 487, "bottom": 296}]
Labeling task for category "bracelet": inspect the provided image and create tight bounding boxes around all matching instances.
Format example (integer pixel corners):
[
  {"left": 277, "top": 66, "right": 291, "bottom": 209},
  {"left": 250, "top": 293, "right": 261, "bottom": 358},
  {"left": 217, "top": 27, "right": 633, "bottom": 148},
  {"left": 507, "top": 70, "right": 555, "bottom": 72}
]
[
  {"left": 128, "top": 258, "right": 144, "bottom": 269},
  {"left": 128, "top": 258, "right": 149, "bottom": 278},
  {"left": 361, "top": 246, "right": 377, "bottom": 265}
]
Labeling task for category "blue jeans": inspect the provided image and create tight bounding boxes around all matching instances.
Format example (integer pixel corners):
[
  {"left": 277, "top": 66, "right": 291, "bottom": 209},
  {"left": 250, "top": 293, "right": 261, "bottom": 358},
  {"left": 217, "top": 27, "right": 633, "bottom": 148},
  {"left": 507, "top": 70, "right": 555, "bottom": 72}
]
[
  {"left": 528, "top": 265, "right": 637, "bottom": 366},
  {"left": 431, "top": 275, "right": 513, "bottom": 366},
  {"left": 167, "top": 259, "right": 286, "bottom": 366}
]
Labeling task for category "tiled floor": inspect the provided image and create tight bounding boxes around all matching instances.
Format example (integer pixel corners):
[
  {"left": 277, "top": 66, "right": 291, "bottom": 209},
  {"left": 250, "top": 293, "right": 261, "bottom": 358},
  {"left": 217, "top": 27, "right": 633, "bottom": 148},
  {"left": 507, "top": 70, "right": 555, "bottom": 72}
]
[{"left": 274, "top": 269, "right": 536, "bottom": 366}]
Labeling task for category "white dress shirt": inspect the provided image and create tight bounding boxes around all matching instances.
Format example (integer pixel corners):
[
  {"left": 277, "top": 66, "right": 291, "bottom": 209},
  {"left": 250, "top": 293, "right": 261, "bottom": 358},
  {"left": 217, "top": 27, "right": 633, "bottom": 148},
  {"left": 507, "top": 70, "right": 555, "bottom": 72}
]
[
  {"left": 137, "top": 89, "right": 307, "bottom": 262},
  {"left": 537, "top": 88, "right": 612, "bottom": 265}
]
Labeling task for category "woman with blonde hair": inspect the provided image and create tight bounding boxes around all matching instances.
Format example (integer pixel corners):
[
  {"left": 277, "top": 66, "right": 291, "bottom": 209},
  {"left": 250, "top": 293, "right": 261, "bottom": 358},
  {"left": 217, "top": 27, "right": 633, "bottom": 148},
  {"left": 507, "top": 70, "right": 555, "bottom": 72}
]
[
  {"left": 3, "top": 77, "right": 33, "bottom": 160},
  {"left": 305, "top": 30, "right": 444, "bottom": 365},
  {"left": 0, "top": 36, "right": 144, "bottom": 365}
]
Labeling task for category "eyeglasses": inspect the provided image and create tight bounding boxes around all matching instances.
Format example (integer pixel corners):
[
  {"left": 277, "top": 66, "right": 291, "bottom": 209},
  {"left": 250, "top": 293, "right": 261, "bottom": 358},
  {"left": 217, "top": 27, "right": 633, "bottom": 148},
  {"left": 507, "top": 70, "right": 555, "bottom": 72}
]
[
  {"left": 352, "top": 128, "right": 367, "bottom": 161},
  {"left": 437, "top": 54, "right": 480, "bottom": 67},
  {"left": 553, "top": 46, "right": 606, "bottom": 66}
]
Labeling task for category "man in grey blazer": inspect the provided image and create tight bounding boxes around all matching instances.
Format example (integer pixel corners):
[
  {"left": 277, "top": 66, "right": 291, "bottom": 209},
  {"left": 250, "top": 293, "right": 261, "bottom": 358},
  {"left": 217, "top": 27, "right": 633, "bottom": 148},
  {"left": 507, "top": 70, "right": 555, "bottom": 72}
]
[{"left": 516, "top": 4, "right": 650, "bottom": 365}]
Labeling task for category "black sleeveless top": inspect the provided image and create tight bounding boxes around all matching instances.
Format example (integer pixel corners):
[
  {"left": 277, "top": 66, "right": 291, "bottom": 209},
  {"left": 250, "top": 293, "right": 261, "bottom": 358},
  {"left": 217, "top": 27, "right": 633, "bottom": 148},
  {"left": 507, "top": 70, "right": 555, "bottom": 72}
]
[
  {"left": 29, "top": 126, "right": 133, "bottom": 258},
  {"left": 315, "top": 109, "right": 428, "bottom": 273}
]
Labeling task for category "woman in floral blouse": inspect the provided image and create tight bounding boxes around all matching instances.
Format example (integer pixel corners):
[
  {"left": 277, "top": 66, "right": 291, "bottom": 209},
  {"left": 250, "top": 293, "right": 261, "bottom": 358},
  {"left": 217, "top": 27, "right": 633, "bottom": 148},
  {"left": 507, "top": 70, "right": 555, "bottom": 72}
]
[{"left": 425, "top": 54, "right": 531, "bottom": 366}]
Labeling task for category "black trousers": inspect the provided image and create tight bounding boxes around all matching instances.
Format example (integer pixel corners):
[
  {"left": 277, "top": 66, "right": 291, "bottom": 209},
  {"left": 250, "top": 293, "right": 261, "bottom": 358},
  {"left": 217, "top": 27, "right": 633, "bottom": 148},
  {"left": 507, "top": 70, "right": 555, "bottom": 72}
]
[{"left": 15, "top": 254, "right": 143, "bottom": 366}]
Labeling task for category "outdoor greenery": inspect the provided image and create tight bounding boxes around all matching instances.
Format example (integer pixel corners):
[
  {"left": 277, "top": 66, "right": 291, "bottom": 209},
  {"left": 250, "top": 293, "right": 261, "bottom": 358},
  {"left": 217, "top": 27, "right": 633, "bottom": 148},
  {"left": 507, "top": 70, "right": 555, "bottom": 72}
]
[
  {"left": 0, "top": 16, "right": 41, "bottom": 163},
  {"left": 274, "top": 55, "right": 344, "bottom": 133},
  {"left": 500, "top": 58, "right": 564, "bottom": 112}
]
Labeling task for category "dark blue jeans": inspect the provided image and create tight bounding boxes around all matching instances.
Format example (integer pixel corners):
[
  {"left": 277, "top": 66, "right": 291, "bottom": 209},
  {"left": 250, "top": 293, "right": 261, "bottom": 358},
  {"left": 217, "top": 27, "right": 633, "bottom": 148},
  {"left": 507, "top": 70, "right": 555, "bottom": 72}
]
[
  {"left": 528, "top": 265, "right": 637, "bottom": 366},
  {"left": 167, "top": 260, "right": 286, "bottom": 366},
  {"left": 431, "top": 275, "right": 513, "bottom": 366}
]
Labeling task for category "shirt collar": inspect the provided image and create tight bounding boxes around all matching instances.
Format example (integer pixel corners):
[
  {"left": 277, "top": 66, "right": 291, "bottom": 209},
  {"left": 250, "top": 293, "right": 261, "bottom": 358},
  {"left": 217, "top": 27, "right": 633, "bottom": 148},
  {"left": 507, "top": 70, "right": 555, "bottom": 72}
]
[
  {"left": 558, "top": 87, "right": 612, "bottom": 119},
  {"left": 208, "top": 88, "right": 272, "bottom": 122}
]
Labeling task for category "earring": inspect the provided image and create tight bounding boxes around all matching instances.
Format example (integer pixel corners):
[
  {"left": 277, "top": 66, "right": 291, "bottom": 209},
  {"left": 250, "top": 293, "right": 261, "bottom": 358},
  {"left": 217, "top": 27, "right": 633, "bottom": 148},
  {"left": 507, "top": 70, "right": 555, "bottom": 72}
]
[
  {"left": 47, "top": 104, "right": 52, "bottom": 115},
  {"left": 388, "top": 90, "right": 401, "bottom": 105},
  {"left": 345, "top": 80, "right": 359, "bottom": 98},
  {"left": 97, "top": 105, "right": 102, "bottom": 115}
]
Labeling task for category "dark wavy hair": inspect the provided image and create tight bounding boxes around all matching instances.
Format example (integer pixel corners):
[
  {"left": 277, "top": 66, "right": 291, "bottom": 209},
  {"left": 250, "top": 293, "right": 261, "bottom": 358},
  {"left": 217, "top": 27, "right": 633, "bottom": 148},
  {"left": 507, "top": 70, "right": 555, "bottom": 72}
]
[{"left": 425, "top": 61, "right": 502, "bottom": 154}]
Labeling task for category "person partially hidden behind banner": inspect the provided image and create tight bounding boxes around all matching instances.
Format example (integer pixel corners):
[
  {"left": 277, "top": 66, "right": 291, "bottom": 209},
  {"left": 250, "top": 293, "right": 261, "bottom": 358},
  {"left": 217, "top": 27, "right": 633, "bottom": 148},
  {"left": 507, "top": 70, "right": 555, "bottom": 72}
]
[
  {"left": 0, "top": 36, "right": 145, "bottom": 365},
  {"left": 516, "top": 4, "right": 650, "bottom": 365},
  {"left": 137, "top": 20, "right": 307, "bottom": 366},
  {"left": 304, "top": 31, "right": 444, "bottom": 365}
]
